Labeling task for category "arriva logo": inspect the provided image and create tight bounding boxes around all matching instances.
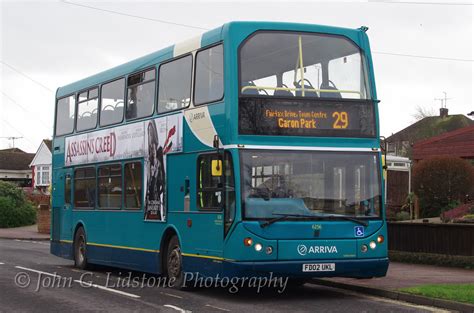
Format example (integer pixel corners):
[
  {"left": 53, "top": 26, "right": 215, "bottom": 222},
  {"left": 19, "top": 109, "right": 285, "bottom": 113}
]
[{"left": 297, "top": 244, "right": 338, "bottom": 256}]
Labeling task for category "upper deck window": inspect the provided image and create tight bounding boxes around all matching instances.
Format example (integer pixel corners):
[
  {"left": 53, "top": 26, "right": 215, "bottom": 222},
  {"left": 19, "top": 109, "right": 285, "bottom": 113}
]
[
  {"left": 101, "top": 78, "right": 125, "bottom": 126},
  {"left": 194, "top": 44, "right": 224, "bottom": 105},
  {"left": 126, "top": 68, "right": 155, "bottom": 120},
  {"left": 76, "top": 88, "right": 99, "bottom": 132},
  {"left": 55, "top": 95, "right": 75, "bottom": 136},
  {"left": 239, "top": 31, "right": 370, "bottom": 99},
  {"left": 158, "top": 55, "right": 192, "bottom": 113}
]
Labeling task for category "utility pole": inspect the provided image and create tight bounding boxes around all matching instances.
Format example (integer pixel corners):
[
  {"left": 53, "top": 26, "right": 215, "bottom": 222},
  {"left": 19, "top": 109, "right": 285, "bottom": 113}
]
[{"left": 0, "top": 136, "right": 23, "bottom": 148}]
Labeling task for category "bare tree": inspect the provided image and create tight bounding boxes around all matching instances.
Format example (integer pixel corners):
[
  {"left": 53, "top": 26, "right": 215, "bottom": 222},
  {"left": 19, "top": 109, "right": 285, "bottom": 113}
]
[{"left": 413, "top": 105, "right": 435, "bottom": 120}]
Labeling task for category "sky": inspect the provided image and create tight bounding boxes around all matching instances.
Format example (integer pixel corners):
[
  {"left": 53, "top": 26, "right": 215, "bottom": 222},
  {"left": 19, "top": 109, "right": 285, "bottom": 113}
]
[{"left": 1, "top": 0, "right": 473, "bottom": 152}]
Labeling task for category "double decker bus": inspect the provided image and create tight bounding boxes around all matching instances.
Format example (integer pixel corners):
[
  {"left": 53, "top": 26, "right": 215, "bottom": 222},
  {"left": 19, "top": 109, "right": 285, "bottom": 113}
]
[{"left": 51, "top": 21, "right": 388, "bottom": 286}]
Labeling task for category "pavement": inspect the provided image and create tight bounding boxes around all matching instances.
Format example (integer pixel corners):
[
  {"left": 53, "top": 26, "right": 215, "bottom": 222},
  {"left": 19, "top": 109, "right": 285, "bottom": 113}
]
[
  {"left": 0, "top": 224, "right": 50, "bottom": 240},
  {"left": 316, "top": 262, "right": 474, "bottom": 312}
]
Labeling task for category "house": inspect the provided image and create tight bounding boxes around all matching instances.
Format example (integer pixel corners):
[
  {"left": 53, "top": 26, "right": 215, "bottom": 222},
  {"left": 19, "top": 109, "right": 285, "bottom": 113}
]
[
  {"left": 412, "top": 124, "right": 474, "bottom": 163},
  {"left": 386, "top": 108, "right": 474, "bottom": 158},
  {"left": 29, "top": 139, "right": 52, "bottom": 193},
  {"left": 0, "top": 148, "right": 35, "bottom": 187}
]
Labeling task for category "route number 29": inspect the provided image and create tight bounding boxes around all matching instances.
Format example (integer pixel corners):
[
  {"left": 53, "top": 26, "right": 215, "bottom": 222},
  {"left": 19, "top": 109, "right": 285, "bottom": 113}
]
[{"left": 332, "top": 111, "right": 349, "bottom": 129}]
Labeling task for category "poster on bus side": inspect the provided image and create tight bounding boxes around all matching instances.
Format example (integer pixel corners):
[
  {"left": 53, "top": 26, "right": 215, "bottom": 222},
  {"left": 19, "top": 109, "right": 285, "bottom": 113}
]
[{"left": 144, "top": 113, "right": 183, "bottom": 221}]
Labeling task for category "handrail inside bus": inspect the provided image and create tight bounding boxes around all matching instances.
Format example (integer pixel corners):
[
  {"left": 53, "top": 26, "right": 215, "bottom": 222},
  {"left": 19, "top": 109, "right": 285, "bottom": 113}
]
[{"left": 240, "top": 85, "right": 362, "bottom": 96}]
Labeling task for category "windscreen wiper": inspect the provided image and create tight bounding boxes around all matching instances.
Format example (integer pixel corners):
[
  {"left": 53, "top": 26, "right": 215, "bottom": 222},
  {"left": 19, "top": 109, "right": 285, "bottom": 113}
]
[
  {"left": 319, "top": 215, "right": 369, "bottom": 227},
  {"left": 259, "top": 213, "right": 313, "bottom": 228},
  {"left": 259, "top": 213, "right": 369, "bottom": 228}
]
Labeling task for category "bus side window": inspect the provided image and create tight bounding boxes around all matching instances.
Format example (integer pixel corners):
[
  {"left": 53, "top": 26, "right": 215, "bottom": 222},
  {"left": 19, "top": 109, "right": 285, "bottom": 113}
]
[
  {"left": 55, "top": 95, "right": 75, "bottom": 136},
  {"left": 124, "top": 162, "right": 142, "bottom": 210},
  {"left": 126, "top": 68, "right": 155, "bottom": 120},
  {"left": 65, "top": 174, "right": 71, "bottom": 206},
  {"left": 194, "top": 44, "right": 224, "bottom": 105},
  {"left": 157, "top": 55, "right": 192, "bottom": 113},
  {"left": 74, "top": 167, "right": 96, "bottom": 209},
  {"left": 197, "top": 154, "right": 223, "bottom": 210},
  {"left": 100, "top": 78, "right": 125, "bottom": 126},
  {"left": 76, "top": 88, "right": 99, "bottom": 132}
]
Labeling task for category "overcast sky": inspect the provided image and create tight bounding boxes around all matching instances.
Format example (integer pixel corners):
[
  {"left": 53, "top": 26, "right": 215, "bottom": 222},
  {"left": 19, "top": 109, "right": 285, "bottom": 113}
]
[{"left": 1, "top": 0, "right": 473, "bottom": 152}]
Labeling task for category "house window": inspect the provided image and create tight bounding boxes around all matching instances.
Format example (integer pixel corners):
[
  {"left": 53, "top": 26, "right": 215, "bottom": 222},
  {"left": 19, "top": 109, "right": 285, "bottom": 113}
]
[{"left": 36, "top": 166, "right": 51, "bottom": 186}]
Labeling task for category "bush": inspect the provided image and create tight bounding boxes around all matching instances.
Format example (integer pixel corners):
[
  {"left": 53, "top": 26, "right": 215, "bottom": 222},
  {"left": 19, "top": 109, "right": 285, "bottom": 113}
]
[
  {"left": 413, "top": 157, "right": 474, "bottom": 218},
  {"left": 441, "top": 202, "right": 473, "bottom": 223},
  {"left": 395, "top": 211, "right": 411, "bottom": 221},
  {"left": 0, "top": 181, "right": 36, "bottom": 228},
  {"left": 389, "top": 250, "right": 474, "bottom": 269}
]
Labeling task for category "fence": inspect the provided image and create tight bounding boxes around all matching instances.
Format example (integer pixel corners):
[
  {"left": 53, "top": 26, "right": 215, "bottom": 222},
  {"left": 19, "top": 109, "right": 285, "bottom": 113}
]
[{"left": 387, "top": 222, "right": 474, "bottom": 256}]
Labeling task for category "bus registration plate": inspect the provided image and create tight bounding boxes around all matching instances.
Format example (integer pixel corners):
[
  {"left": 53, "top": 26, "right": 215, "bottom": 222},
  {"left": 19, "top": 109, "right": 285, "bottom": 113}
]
[{"left": 302, "top": 263, "right": 335, "bottom": 272}]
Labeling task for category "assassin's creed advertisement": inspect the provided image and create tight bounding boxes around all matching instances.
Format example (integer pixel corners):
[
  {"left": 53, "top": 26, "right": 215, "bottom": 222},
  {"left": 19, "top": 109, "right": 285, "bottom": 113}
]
[{"left": 144, "top": 114, "right": 183, "bottom": 221}]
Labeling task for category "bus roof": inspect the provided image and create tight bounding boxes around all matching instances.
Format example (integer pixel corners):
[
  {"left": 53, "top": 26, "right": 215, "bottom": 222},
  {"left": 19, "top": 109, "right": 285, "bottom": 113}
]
[{"left": 56, "top": 21, "right": 366, "bottom": 99}]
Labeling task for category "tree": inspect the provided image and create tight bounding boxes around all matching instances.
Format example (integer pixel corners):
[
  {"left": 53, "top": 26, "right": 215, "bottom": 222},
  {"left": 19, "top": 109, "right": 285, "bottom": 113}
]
[
  {"left": 413, "top": 157, "right": 474, "bottom": 218},
  {"left": 412, "top": 105, "right": 435, "bottom": 121},
  {"left": 0, "top": 181, "right": 36, "bottom": 228}
]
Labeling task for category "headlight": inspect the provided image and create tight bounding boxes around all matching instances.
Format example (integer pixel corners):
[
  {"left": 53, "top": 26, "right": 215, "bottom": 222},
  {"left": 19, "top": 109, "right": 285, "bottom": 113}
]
[
  {"left": 369, "top": 241, "right": 377, "bottom": 250},
  {"left": 254, "top": 243, "right": 263, "bottom": 252},
  {"left": 361, "top": 244, "right": 368, "bottom": 253}
]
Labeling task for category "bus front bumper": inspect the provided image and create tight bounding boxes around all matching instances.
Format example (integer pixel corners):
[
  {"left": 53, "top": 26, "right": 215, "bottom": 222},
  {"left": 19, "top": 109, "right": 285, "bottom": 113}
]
[{"left": 223, "top": 257, "right": 389, "bottom": 278}]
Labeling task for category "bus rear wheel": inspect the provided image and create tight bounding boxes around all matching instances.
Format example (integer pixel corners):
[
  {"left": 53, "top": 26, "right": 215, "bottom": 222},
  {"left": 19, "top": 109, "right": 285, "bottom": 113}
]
[
  {"left": 165, "top": 235, "right": 185, "bottom": 289},
  {"left": 74, "top": 227, "right": 89, "bottom": 270}
]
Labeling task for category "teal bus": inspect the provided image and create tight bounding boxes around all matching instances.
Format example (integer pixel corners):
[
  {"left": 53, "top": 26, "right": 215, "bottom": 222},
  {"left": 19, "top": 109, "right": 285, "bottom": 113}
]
[{"left": 51, "top": 21, "right": 388, "bottom": 286}]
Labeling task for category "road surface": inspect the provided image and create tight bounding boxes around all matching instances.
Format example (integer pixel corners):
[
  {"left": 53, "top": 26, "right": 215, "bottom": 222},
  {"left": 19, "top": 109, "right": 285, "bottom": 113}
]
[{"left": 0, "top": 239, "right": 448, "bottom": 313}]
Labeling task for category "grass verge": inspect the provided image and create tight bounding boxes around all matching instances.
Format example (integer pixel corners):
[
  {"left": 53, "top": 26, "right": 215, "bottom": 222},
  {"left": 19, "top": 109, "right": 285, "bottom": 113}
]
[{"left": 400, "top": 284, "right": 474, "bottom": 304}]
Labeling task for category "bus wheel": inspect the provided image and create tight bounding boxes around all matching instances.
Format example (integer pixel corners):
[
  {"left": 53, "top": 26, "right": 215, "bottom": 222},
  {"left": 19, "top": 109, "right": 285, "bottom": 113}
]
[
  {"left": 74, "top": 227, "right": 89, "bottom": 270},
  {"left": 166, "top": 236, "right": 184, "bottom": 288}
]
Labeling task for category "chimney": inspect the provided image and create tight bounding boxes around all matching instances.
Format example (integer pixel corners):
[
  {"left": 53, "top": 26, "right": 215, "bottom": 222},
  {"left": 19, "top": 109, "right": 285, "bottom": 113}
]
[{"left": 440, "top": 107, "right": 449, "bottom": 118}]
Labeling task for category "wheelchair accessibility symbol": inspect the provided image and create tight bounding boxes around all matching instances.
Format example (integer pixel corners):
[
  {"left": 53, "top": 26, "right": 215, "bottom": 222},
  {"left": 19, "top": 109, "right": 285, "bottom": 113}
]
[{"left": 354, "top": 226, "right": 365, "bottom": 237}]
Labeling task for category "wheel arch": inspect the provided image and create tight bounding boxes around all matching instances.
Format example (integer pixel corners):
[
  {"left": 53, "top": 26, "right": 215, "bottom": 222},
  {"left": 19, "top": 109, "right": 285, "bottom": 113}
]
[
  {"left": 160, "top": 225, "right": 182, "bottom": 274},
  {"left": 73, "top": 220, "right": 87, "bottom": 242}
]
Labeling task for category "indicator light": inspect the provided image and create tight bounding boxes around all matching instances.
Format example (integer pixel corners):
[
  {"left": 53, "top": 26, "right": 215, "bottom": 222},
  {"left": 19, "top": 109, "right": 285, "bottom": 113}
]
[
  {"left": 244, "top": 237, "right": 253, "bottom": 246},
  {"left": 377, "top": 235, "right": 384, "bottom": 244}
]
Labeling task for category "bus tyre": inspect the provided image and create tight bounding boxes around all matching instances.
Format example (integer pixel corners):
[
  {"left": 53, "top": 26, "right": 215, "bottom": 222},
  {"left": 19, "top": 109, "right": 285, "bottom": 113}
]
[
  {"left": 166, "top": 236, "right": 185, "bottom": 289},
  {"left": 74, "top": 227, "right": 89, "bottom": 270}
]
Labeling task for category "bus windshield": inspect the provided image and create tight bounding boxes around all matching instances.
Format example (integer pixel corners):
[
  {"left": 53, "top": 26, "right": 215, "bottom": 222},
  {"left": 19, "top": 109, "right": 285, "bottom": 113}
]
[
  {"left": 240, "top": 31, "right": 370, "bottom": 99},
  {"left": 241, "top": 150, "right": 381, "bottom": 219}
]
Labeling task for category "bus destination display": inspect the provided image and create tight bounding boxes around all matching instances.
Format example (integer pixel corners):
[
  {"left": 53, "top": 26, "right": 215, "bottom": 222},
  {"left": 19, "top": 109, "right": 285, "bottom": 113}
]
[{"left": 239, "top": 98, "right": 376, "bottom": 137}]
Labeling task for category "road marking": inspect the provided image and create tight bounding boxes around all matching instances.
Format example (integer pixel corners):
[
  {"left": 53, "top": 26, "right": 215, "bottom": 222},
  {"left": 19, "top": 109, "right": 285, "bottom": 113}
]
[
  {"left": 161, "top": 292, "right": 183, "bottom": 299},
  {"left": 205, "top": 304, "right": 231, "bottom": 312},
  {"left": 73, "top": 279, "right": 141, "bottom": 299},
  {"left": 0, "top": 262, "right": 4, "bottom": 265},
  {"left": 71, "top": 269, "right": 83, "bottom": 273},
  {"left": 15, "top": 265, "right": 140, "bottom": 299},
  {"left": 163, "top": 304, "right": 188, "bottom": 312},
  {"left": 15, "top": 266, "right": 59, "bottom": 277}
]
